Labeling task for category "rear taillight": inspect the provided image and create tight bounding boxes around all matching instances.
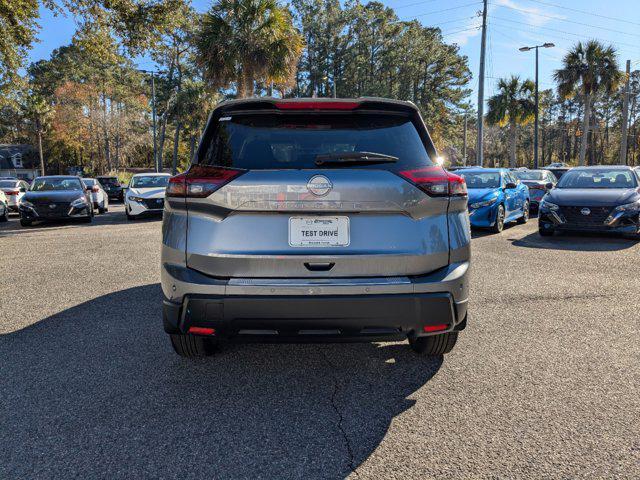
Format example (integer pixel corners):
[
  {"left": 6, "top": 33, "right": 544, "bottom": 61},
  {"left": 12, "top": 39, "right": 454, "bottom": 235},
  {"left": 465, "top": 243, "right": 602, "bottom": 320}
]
[
  {"left": 188, "top": 326, "right": 215, "bottom": 336},
  {"left": 166, "top": 165, "right": 245, "bottom": 198},
  {"left": 398, "top": 166, "right": 467, "bottom": 197},
  {"left": 424, "top": 324, "right": 449, "bottom": 333},
  {"left": 6, "top": 190, "right": 18, "bottom": 196}
]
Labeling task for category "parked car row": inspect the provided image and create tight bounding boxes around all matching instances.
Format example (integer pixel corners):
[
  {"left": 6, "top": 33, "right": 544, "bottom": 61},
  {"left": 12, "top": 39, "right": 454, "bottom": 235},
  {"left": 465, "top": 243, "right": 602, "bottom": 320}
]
[
  {"left": 447, "top": 164, "right": 640, "bottom": 238},
  {"left": 0, "top": 173, "right": 176, "bottom": 226}
]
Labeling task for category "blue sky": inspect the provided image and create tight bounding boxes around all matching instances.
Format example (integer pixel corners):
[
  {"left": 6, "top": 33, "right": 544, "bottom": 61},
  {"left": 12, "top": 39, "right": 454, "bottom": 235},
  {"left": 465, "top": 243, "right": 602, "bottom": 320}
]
[{"left": 29, "top": 0, "right": 640, "bottom": 105}]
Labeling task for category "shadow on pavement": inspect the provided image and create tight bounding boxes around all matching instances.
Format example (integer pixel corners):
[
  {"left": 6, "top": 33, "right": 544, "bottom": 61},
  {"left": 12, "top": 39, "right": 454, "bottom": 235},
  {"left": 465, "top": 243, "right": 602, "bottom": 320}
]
[
  {"left": 0, "top": 284, "right": 442, "bottom": 479},
  {"left": 470, "top": 221, "right": 520, "bottom": 238},
  {"left": 509, "top": 231, "right": 639, "bottom": 252}
]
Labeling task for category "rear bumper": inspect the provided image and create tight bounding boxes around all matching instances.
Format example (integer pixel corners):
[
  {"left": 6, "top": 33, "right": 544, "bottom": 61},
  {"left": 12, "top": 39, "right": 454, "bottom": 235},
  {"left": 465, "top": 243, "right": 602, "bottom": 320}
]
[{"left": 161, "top": 261, "right": 469, "bottom": 341}]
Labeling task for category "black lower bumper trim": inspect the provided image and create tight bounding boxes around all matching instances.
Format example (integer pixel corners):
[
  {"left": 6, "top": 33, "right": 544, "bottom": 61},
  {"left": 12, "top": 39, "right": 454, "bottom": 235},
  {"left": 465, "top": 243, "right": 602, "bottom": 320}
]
[{"left": 163, "top": 292, "right": 461, "bottom": 341}]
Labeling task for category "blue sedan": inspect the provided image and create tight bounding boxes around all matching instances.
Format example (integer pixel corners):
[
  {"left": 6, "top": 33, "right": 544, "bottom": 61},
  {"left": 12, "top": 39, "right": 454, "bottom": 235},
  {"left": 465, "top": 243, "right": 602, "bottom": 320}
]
[{"left": 458, "top": 168, "right": 530, "bottom": 233}]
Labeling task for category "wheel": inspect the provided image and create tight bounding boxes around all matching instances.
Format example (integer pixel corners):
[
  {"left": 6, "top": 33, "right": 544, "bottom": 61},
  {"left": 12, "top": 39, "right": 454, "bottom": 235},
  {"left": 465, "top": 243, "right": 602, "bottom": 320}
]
[
  {"left": 0, "top": 203, "right": 8, "bottom": 222},
  {"left": 20, "top": 218, "right": 32, "bottom": 227},
  {"left": 490, "top": 204, "right": 505, "bottom": 233},
  {"left": 81, "top": 215, "right": 92, "bottom": 223},
  {"left": 539, "top": 226, "right": 554, "bottom": 237},
  {"left": 517, "top": 201, "right": 530, "bottom": 224},
  {"left": 409, "top": 332, "right": 458, "bottom": 355},
  {"left": 170, "top": 334, "right": 217, "bottom": 357},
  {"left": 98, "top": 206, "right": 106, "bottom": 214}
]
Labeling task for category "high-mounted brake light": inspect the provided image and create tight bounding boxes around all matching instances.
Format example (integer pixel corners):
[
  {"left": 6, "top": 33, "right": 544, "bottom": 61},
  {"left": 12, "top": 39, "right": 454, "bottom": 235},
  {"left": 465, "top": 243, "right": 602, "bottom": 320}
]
[
  {"left": 166, "top": 165, "right": 245, "bottom": 198},
  {"left": 398, "top": 166, "right": 467, "bottom": 197},
  {"left": 275, "top": 101, "right": 360, "bottom": 111}
]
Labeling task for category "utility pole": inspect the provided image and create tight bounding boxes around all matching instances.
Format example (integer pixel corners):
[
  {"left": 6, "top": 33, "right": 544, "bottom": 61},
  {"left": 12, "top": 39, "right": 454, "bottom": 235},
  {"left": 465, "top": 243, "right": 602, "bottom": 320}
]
[
  {"left": 619, "top": 59, "right": 631, "bottom": 165},
  {"left": 534, "top": 46, "right": 539, "bottom": 169},
  {"left": 476, "top": 0, "right": 488, "bottom": 166},
  {"left": 463, "top": 113, "right": 468, "bottom": 165}
]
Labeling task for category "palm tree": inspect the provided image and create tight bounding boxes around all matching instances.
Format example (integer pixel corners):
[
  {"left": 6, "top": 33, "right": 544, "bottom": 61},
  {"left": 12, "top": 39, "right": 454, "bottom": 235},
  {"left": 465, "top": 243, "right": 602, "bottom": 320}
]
[
  {"left": 195, "top": 0, "right": 304, "bottom": 98},
  {"left": 554, "top": 40, "right": 622, "bottom": 165},
  {"left": 23, "top": 93, "right": 52, "bottom": 176},
  {"left": 486, "top": 76, "right": 536, "bottom": 168}
]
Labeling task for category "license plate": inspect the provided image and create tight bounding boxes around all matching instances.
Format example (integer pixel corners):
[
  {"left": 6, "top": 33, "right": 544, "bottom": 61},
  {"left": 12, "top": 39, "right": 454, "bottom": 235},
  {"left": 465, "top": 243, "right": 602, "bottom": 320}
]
[{"left": 289, "top": 217, "right": 350, "bottom": 247}]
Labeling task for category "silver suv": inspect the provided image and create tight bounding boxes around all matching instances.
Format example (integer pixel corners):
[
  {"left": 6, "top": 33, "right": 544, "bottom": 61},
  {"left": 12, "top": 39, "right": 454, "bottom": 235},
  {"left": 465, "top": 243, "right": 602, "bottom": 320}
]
[{"left": 161, "top": 98, "right": 470, "bottom": 357}]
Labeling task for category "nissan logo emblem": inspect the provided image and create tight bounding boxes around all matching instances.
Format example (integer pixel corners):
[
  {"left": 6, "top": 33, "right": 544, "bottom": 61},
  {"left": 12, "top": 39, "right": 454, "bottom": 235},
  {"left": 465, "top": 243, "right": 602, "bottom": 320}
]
[
  {"left": 580, "top": 208, "right": 591, "bottom": 216},
  {"left": 49, "top": 203, "right": 57, "bottom": 209},
  {"left": 307, "top": 175, "right": 332, "bottom": 196}
]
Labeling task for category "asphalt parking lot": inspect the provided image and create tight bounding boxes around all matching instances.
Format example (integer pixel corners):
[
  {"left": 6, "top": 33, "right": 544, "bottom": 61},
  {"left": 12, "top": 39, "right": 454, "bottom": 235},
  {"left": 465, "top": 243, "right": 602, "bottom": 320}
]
[{"left": 1, "top": 204, "right": 639, "bottom": 479}]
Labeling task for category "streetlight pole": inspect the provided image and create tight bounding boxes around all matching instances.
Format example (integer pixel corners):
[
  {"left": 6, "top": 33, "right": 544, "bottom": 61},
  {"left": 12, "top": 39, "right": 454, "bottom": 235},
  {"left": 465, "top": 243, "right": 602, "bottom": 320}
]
[
  {"left": 139, "top": 69, "right": 159, "bottom": 172},
  {"left": 476, "top": 0, "right": 488, "bottom": 167},
  {"left": 519, "top": 43, "right": 554, "bottom": 169}
]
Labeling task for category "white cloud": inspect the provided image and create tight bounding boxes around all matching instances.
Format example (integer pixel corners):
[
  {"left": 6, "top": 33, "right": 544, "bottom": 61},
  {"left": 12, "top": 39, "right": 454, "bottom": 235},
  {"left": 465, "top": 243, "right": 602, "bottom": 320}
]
[{"left": 494, "top": 0, "right": 565, "bottom": 27}]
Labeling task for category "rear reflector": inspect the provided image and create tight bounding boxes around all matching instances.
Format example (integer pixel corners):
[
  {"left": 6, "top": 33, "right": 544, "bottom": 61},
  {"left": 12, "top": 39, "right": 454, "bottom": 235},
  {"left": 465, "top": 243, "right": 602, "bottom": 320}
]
[
  {"left": 398, "top": 166, "right": 467, "bottom": 197},
  {"left": 188, "top": 326, "right": 216, "bottom": 335},
  {"left": 5, "top": 190, "right": 18, "bottom": 195},
  {"left": 275, "top": 101, "right": 360, "bottom": 111},
  {"left": 423, "top": 324, "right": 449, "bottom": 333},
  {"left": 167, "top": 165, "right": 245, "bottom": 198}
]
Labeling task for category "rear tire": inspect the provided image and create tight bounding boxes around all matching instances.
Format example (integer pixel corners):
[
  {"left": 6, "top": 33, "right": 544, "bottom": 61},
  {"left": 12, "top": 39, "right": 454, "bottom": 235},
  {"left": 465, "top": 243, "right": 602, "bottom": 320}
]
[
  {"left": 170, "top": 334, "right": 217, "bottom": 357},
  {"left": 517, "top": 201, "right": 529, "bottom": 224},
  {"left": 20, "top": 218, "right": 32, "bottom": 227},
  {"left": 490, "top": 204, "right": 505, "bottom": 233},
  {"left": 409, "top": 331, "right": 458, "bottom": 355},
  {"left": 0, "top": 203, "right": 8, "bottom": 222}
]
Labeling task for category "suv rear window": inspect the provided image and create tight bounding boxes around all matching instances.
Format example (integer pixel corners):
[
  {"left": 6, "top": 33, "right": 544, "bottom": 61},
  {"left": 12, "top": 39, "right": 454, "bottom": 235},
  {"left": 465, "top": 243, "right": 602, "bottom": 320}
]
[
  {"left": 200, "top": 113, "right": 432, "bottom": 170},
  {"left": 98, "top": 177, "right": 118, "bottom": 185}
]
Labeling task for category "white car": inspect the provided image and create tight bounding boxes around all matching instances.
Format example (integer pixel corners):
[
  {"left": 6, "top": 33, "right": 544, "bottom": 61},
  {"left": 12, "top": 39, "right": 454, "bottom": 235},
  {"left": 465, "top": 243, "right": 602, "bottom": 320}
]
[
  {"left": 0, "top": 189, "right": 9, "bottom": 222},
  {"left": 0, "top": 179, "right": 30, "bottom": 212},
  {"left": 125, "top": 173, "right": 171, "bottom": 220},
  {"left": 81, "top": 178, "right": 109, "bottom": 214}
]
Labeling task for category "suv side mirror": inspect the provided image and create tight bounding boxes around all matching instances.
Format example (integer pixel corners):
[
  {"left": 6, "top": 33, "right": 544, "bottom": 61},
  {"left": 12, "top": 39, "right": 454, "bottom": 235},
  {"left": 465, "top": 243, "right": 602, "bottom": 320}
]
[
  {"left": 19, "top": 187, "right": 26, "bottom": 192},
  {"left": 505, "top": 182, "right": 517, "bottom": 189},
  {"left": 545, "top": 182, "right": 554, "bottom": 190}
]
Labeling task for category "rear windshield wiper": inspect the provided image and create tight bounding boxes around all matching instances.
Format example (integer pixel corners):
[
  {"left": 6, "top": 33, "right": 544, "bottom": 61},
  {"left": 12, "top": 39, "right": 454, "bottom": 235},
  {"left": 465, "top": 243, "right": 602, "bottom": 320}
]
[{"left": 315, "top": 151, "right": 399, "bottom": 166}]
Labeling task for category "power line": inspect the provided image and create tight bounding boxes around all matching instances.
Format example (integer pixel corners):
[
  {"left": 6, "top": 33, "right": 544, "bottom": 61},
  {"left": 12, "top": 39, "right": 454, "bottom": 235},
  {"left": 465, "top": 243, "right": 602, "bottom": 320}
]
[
  {"left": 518, "top": 0, "right": 640, "bottom": 28},
  {"left": 408, "top": 1, "right": 483, "bottom": 20},
  {"left": 441, "top": 26, "right": 482, "bottom": 37},
  {"left": 489, "top": 2, "right": 640, "bottom": 39},
  {"left": 490, "top": 16, "right": 640, "bottom": 51},
  {"left": 393, "top": 0, "right": 445, "bottom": 10},
  {"left": 397, "top": 15, "right": 478, "bottom": 27}
]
